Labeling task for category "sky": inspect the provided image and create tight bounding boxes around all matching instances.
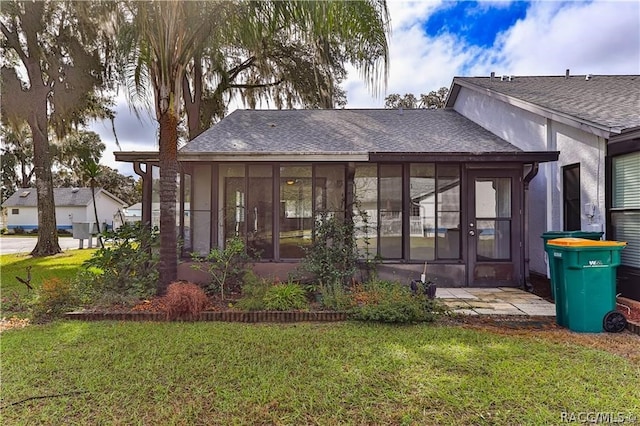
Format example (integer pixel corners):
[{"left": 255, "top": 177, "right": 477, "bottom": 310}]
[{"left": 91, "top": 0, "right": 640, "bottom": 177}]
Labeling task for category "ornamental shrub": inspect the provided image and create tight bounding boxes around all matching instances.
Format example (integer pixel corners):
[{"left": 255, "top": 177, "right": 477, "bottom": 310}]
[
  {"left": 191, "top": 237, "right": 252, "bottom": 300},
  {"left": 349, "top": 279, "right": 442, "bottom": 323},
  {"left": 236, "top": 271, "right": 271, "bottom": 311},
  {"left": 263, "top": 281, "right": 308, "bottom": 311},
  {"left": 31, "top": 278, "right": 79, "bottom": 323},
  {"left": 81, "top": 223, "right": 158, "bottom": 302}
]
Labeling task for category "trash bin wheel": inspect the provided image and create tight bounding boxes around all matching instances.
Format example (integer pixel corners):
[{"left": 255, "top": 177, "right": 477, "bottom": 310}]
[{"left": 603, "top": 311, "right": 627, "bottom": 333}]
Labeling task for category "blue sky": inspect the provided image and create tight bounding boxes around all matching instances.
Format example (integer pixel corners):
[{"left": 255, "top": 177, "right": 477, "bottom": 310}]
[
  {"left": 424, "top": 1, "right": 530, "bottom": 48},
  {"left": 93, "top": 0, "right": 640, "bottom": 175}
]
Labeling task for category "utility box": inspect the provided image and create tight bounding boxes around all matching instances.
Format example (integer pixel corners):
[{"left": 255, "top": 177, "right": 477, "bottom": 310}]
[
  {"left": 72, "top": 222, "right": 99, "bottom": 248},
  {"left": 547, "top": 238, "right": 626, "bottom": 333}
]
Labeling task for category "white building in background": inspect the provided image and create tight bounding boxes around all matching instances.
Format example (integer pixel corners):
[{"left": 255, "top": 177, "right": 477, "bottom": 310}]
[{"left": 1, "top": 187, "right": 127, "bottom": 233}]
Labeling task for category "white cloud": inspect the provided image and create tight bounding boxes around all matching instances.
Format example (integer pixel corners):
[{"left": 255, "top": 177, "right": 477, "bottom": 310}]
[
  {"left": 345, "top": 0, "right": 640, "bottom": 108},
  {"left": 95, "top": 0, "right": 640, "bottom": 167},
  {"left": 487, "top": 0, "right": 640, "bottom": 75}
]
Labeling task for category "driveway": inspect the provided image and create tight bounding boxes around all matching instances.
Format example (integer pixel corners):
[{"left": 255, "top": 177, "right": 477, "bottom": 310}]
[{"left": 0, "top": 236, "right": 87, "bottom": 255}]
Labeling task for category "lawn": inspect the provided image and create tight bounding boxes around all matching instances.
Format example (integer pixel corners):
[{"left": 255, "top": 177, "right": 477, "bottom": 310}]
[
  {"left": 0, "top": 250, "right": 97, "bottom": 296},
  {"left": 1, "top": 321, "right": 639, "bottom": 425}
]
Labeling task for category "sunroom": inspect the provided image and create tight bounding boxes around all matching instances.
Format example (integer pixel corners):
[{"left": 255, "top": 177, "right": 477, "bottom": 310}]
[{"left": 116, "top": 109, "right": 558, "bottom": 287}]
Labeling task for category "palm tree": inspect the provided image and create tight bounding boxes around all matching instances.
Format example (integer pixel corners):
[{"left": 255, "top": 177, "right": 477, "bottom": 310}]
[
  {"left": 117, "top": 1, "right": 211, "bottom": 294},
  {"left": 117, "top": 0, "right": 390, "bottom": 295},
  {"left": 81, "top": 158, "right": 104, "bottom": 248}
]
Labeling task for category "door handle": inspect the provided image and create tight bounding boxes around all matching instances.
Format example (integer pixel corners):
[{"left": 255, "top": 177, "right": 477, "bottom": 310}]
[{"left": 468, "top": 230, "right": 475, "bottom": 236}]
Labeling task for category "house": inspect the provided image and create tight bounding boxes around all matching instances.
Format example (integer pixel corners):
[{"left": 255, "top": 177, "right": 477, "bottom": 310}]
[
  {"left": 121, "top": 202, "right": 143, "bottom": 224},
  {"left": 115, "top": 74, "right": 639, "bottom": 296},
  {"left": 1, "top": 188, "right": 127, "bottom": 233},
  {"left": 115, "top": 108, "right": 558, "bottom": 287},
  {"left": 446, "top": 73, "right": 640, "bottom": 299}
]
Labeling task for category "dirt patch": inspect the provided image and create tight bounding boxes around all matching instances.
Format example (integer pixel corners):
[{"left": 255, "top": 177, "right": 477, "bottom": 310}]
[{"left": 0, "top": 317, "right": 30, "bottom": 333}]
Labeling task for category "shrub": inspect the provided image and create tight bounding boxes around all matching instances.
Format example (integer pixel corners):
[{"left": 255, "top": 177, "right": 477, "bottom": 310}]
[
  {"left": 263, "top": 281, "right": 308, "bottom": 311},
  {"left": 162, "top": 282, "right": 209, "bottom": 321},
  {"left": 319, "top": 279, "right": 353, "bottom": 311},
  {"left": 235, "top": 271, "right": 271, "bottom": 311},
  {"left": 191, "top": 237, "right": 252, "bottom": 300},
  {"left": 1, "top": 291, "right": 31, "bottom": 313},
  {"left": 31, "top": 278, "right": 78, "bottom": 323},
  {"left": 81, "top": 223, "right": 158, "bottom": 301},
  {"left": 301, "top": 212, "right": 358, "bottom": 289},
  {"left": 349, "top": 279, "right": 441, "bottom": 323}
]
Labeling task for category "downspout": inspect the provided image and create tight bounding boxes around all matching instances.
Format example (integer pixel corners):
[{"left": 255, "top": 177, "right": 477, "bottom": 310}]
[
  {"left": 523, "top": 162, "right": 540, "bottom": 291},
  {"left": 133, "top": 161, "right": 152, "bottom": 227}
]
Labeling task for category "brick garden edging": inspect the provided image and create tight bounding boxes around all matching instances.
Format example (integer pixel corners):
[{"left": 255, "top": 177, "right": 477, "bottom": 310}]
[
  {"left": 65, "top": 310, "right": 348, "bottom": 323},
  {"left": 616, "top": 296, "right": 640, "bottom": 336},
  {"left": 627, "top": 321, "right": 640, "bottom": 335}
]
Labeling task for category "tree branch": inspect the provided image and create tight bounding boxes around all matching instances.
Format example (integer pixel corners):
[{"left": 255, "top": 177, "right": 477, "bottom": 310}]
[
  {"left": 229, "top": 79, "right": 283, "bottom": 90},
  {"left": 0, "top": 22, "right": 28, "bottom": 64},
  {"left": 0, "top": 391, "right": 88, "bottom": 409},
  {"left": 227, "top": 55, "right": 256, "bottom": 82}
]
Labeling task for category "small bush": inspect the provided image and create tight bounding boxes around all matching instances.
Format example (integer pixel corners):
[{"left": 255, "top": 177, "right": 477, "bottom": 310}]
[
  {"left": 349, "top": 279, "right": 441, "bottom": 323},
  {"left": 191, "top": 237, "right": 252, "bottom": 300},
  {"left": 301, "top": 213, "right": 358, "bottom": 289},
  {"left": 13, "top": 227, "right": 24, "bottom": 235},
  {"left": 1, "top": 291, "right": 32, "bottom": 313},
  {"left": 82, "top": 223, "right": 158, "bottom": 301},
  {"left": 162, "top": 282, "right": 209, "bottom": 321},
  {"left": 236, "top": 271, "right": 271, "bottom": 311},
  {"left": 319, "top": 279, "right": 353, "bottom": 311},
  {"left": 0, "top": 227, "right": 7, "bottom": 235},
  {"left": 31, "top": 278, "right": 78, "bottom": 323},
  {"left": 263, "top": 282, "right": 308, "bottom": 311}
]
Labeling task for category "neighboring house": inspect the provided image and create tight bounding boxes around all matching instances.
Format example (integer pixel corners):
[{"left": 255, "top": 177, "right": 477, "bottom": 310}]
[
  {"left": 446, "top": 73, "right": 640, "bottom": 299},
  {"left": 116, "top": 109, "right": 558, "bottom": 287},
  {"left": 1, "top": 188, "right": 127, "bottom": 233},
  {"left": 121, "top": 202, "right": 143, "bottom": 224}
]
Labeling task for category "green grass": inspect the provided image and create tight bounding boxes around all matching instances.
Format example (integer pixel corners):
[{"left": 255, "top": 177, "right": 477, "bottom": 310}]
[
  {"left": 0, "top": 250, "right": 97, "bottom": 296},
  {"left": 1, "top": 322, "right": 638, "bottom": 425}
]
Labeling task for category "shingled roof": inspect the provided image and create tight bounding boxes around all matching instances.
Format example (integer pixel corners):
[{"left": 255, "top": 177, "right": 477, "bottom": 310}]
[
  {"left": 1, "top": 188, "right": 126, "bottom": 208},
  {"left": 180, "top": 109, "right": 522, "bottom": 155},
  {"left": 448, "top": 75, "right": 640, "bottom": 134}
]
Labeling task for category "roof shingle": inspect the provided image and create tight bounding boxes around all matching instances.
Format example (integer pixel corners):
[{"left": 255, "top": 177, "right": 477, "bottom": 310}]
[
  {"left": 452, "top": 75, "right": 640, "bottom": 132},
  {"left": 1, "top": 188, "right": 124, "bottom": 208},
  {"left": 180, "top": 109, "right": 522, "bottom": 154}
]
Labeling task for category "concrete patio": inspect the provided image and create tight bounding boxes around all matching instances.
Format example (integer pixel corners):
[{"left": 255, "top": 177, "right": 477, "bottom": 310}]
[{"left": 436, "top": 287, "right": 556, "bottom": 316}]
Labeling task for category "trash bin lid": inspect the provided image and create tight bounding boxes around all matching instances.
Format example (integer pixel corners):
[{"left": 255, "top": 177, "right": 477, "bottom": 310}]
[{"left": 547, "top": 237, "right": 626, "bottom": 247}]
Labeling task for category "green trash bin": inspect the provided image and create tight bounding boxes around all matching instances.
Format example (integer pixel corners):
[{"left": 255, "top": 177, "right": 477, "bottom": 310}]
[
  {"left": 541, "top": 231, "right": 603, "bottom": 299},
  {"left": 547, "top": 238, "right": 626, "bottom": 333}
]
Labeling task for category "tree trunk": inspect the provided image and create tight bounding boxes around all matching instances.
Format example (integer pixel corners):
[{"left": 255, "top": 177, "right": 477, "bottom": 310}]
[
  {"left": 157, "top": 110, "right": 179, "bottom": 295},
  {"left": 90, "top": 184, "right": 103, "bottom": 248},
  {"left": 183, "top": 54, "right": 203, "bottom": 140},
  {"left": 30, "top": 90, "right": 61, "bottom": 257}
]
